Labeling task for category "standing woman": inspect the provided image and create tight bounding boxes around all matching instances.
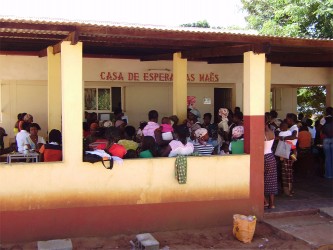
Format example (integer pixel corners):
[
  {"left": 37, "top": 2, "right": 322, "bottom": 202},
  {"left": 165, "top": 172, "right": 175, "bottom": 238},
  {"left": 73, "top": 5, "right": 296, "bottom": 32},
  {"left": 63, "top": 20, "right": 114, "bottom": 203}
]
[
  {"left": 280, "top": 113, "right": 299, "bottom": 196},
  {"left": 25, "top": 123, "right": 46, "bottom": 152},
  {"left": 264, "top": 115, "right": 278, "bottom": 209}
]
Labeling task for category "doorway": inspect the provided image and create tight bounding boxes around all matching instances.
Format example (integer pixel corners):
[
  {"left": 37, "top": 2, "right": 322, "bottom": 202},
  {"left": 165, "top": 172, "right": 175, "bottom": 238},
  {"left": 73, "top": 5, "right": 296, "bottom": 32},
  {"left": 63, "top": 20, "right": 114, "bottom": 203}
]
[{"left": 214, "top": 88, "right": 232, "bottom": 123}]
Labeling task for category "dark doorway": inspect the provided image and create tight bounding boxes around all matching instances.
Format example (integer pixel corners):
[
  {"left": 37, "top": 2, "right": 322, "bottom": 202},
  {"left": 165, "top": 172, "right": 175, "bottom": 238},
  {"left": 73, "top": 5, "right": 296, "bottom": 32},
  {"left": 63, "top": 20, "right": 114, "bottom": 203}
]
[{"left": 214, "top": 88, "right": 232, "bottom": 123}]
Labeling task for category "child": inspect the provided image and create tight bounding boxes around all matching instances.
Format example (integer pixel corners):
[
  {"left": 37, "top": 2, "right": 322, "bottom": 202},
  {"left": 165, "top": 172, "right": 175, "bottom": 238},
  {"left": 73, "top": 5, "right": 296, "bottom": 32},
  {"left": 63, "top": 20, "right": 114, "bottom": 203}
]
[
  {"left": 278, "top": 121, "right": 297, "bottom": 161},
  {"left": 160, "top": 117, "right": 174, "bottom": 141}
]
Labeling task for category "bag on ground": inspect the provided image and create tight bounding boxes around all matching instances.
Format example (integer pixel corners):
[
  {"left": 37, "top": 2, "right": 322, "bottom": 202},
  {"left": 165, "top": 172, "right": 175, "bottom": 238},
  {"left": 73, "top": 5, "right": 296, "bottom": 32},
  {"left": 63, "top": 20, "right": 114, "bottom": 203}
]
[{"left": 233, "top": 214, "right": 257, "bottom": 243}]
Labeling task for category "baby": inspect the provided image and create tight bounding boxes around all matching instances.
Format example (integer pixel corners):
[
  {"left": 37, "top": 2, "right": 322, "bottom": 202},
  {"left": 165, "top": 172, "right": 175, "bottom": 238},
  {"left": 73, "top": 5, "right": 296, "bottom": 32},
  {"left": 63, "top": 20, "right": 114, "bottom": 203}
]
[
  {"left": 278, "top": 121, "right": 297, "bottom": 161},
  {"left": 161, "top": 117, "right": 174, "bottom": 141}
]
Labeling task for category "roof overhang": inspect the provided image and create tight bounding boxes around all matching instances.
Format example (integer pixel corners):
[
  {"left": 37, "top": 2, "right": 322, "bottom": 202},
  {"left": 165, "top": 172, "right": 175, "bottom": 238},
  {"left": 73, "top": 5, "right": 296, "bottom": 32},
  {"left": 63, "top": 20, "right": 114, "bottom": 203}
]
[{"left": 1, "top": 17, "right": 333, "bottom": 67}]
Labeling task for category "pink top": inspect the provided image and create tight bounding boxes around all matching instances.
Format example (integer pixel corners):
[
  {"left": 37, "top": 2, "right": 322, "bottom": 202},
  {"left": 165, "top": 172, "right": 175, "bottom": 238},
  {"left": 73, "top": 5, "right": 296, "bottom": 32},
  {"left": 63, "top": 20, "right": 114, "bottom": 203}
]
[
  {"left": 161, "top": 124, "right": 174, "bottom": 133},
  {"left": 142, "top": 121, "right": 160, "bottom": 139}
]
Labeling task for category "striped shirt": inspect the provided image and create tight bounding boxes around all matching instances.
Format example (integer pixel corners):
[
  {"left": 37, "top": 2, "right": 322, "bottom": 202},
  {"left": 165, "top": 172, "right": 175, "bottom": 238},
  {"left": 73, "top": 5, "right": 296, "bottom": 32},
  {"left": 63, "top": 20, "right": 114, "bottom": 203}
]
[{"left": 193, "top": 142, "right": 214, "bottom": 156}]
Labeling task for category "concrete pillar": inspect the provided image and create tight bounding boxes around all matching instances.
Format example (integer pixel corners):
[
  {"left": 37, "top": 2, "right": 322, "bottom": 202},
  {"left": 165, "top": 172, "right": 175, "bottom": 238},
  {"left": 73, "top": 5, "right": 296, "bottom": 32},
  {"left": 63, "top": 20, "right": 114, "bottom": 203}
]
[
  {"left": 265, "top": 62, "right": 272, "bottom": 112},
  {"left": 47, "top": 46, "right": 62, "bottom": 132},
  {"left": 61, "top": 41, "right": 83, "bottom": 164},
  {"left": 243, "top": 51, "right": 266, "bottom": 219},
  {"left": 173, "top": 52, "right": 187, "bottom": 122}
]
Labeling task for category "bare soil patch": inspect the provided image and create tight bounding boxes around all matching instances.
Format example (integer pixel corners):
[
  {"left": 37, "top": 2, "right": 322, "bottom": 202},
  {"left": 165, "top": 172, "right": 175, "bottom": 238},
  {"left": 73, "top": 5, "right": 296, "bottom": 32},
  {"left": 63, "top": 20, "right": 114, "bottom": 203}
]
[{"left": 0, "top": 222, "right": 312, "bottom": 250}]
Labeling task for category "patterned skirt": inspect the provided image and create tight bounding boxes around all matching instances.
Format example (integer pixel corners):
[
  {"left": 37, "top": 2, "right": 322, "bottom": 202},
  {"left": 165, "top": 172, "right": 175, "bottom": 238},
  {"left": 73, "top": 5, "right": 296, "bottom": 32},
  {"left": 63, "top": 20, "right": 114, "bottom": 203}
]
[
  {"left": 264, "top": 153, "right": 278, "bottom": 195},
  {"left": 281, "top": 159, "right": 294, "bottom": 187}
]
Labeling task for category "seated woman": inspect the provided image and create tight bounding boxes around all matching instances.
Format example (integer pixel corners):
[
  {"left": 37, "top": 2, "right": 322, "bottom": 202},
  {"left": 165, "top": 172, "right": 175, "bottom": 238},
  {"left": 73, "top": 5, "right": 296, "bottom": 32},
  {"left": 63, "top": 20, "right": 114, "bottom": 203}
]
[
  {"left": 229, "top": 126, "right": 244, "bottom": 154},
  {"left": 193, "top": 128, "right": 215, "bottom": 156},
  {"left": 139, "top": 136, "right": 158, "bottom": 158},
  {"left": 161, "top": 124, "right": 194, "bottom": 157},
  {"left": 25, "top": 123, "right": 46, "bottom": 152},
  {"left": 39, "top": 129, "right": 62, "bottom": 162},
  {"left": 96, "top": 127, "right": 127, "bottom": 159},
  {"left": 118, "top": 126, "right": 139, "bottom": 151}
]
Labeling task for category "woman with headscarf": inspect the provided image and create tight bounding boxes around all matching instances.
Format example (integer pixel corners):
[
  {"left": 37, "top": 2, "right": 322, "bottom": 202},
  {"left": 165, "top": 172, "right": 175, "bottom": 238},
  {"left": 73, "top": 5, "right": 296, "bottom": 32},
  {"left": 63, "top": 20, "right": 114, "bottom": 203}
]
[
  {"left": 193, "top": 128, "right": 215, "bottom": 156},
  {"left": 218, "top": 108, "right": 230, "bottom": 147},
  {"left": 229, "top": 125, "right": 244, "bottom": 154}
]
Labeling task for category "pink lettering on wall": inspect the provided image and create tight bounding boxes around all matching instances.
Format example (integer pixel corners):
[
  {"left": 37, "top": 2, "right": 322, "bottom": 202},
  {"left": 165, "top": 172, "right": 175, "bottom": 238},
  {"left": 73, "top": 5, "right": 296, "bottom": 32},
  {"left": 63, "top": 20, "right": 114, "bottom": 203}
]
[{"left": 99, "top": 72, "right": 220, "bottom": 82}]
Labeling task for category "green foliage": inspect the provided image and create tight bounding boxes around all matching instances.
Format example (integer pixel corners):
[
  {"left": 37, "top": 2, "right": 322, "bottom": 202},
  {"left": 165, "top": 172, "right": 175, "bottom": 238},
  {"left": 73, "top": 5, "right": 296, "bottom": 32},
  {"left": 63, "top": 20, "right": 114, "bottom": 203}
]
[
  {"left": 98, "top": 89, "right": 111, "bottom": 110},
  {"left": 241, "top": 0, "right": 333, "bottom": 38},
  {"left": 241, "top": 1, "right": 331, "bottom": 116},
  {"left": 297, "top": 86, "right": 326, "bottom": 117},
  {"left": 181, "top": 20, "right": 210, "bottom": 28}
]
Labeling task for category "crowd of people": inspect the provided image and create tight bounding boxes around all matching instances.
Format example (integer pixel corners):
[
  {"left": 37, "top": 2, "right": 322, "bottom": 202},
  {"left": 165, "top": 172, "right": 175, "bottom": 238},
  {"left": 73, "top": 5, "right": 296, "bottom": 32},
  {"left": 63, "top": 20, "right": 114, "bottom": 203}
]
[
  {"left": 263, "top": 107, "right": 333, "bottom": 210},
  {"left": 83, "top": 106, "right": 246, "bottom": 160},
  {"left": 11, "top": 113, "right": 62, "bottom": 162},
  {"left": 4, "top": 105, "right": 332, "bottom": 202}
]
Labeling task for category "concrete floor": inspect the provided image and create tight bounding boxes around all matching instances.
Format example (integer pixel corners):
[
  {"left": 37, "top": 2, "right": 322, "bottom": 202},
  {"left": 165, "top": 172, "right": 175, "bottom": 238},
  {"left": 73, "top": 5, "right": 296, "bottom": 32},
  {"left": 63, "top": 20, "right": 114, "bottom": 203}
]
[{"left": 263, "top": 165, "right": 333, "bottom": 249}]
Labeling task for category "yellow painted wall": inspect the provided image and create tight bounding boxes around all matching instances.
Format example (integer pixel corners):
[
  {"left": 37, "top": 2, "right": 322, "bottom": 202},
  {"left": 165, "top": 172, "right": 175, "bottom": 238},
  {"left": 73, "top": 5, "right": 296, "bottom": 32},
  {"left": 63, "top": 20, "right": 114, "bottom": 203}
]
[
  {"left": 0, "top": 155, "right": 250, "bottom": 211},
  {"left": 84, "top": 81, "right": 236, "bottom": 127},
  {"left": 271, "top": 65, "right": 333, "bottom": 85},
  {"left": 271, "top": 87, "right": 298, "bottom": 119},
  {"left": 0, "top": 80, "right": 48, "bottom": 147},
  {"left": 125, "top": 83, "right": 172, "bottom": 125},
  {"left": 243, "top": 52, "right": 266, "bottom": 116}
]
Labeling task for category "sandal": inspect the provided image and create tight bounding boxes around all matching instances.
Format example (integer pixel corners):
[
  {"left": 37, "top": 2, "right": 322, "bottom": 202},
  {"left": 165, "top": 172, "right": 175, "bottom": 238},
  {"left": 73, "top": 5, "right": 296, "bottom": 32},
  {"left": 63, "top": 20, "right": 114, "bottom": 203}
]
[
  {"left": 269, "top": 205, "right": 276, "bottom": 209},
  {"left": 264, "top": 203, "right": 269, "bottom": 209}
]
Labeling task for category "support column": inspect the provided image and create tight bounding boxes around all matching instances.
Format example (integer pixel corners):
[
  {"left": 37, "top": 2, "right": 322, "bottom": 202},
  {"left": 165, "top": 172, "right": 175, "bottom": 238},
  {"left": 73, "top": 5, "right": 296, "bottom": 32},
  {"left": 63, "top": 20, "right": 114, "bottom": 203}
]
[
  {"left": 265, "top": 62, "right": 272, "bottom": 112},
  {"left": 243, "top": 51, "right": 266, "bottom": 219},
  {"left": 47, "top": 47, "right": 62, "bottom": 132},
  {"left": 173, "top": 52, "right": 187, "bottom": 122},
  {"left": 61, "top": 41, "right": 83, "bottom": 165}
]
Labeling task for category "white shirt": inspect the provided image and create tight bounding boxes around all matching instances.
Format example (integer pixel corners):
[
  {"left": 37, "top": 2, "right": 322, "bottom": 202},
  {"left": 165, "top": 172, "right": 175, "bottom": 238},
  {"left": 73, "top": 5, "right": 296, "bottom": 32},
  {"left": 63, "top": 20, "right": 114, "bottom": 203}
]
[
  {"left": 289, "top": 124, "right": 299, "bottom": 146},
  {"left": 25, "top": 135, "right": 46, "bottom": 150},
  {"left": 16, "top": 130, "right": 30, "bottom": 152}
]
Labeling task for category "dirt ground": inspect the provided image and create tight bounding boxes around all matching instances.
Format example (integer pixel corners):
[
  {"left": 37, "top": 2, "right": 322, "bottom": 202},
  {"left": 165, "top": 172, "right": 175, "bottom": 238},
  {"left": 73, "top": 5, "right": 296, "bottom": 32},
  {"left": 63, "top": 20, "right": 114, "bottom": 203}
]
[{"left": 1, "top": 222, "right": 312, "bottom": 250}]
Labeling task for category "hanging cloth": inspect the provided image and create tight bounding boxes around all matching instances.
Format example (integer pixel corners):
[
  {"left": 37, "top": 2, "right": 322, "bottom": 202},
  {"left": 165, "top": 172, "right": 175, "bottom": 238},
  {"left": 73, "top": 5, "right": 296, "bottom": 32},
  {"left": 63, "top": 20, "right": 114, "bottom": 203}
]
[{"left": 175, "top": 155, "right": 187, "bottom": 184}]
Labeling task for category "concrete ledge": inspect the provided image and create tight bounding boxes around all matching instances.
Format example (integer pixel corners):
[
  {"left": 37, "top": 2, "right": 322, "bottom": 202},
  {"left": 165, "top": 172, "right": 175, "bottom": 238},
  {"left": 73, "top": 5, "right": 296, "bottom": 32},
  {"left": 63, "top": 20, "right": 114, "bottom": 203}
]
[
  {"left": 263, "top": 209, "right": 319, "bottom": 219},
  {"left": 319, "top": 207, "right": 333, "bottom": 219}
]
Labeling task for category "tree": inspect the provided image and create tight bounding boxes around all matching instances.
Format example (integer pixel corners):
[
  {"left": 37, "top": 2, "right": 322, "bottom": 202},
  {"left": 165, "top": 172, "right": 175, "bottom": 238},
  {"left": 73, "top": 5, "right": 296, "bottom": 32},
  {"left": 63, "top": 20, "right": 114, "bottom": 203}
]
[
  {"left": 297, "top": 86, "right": 326, "bottom": 117},
  {"left": 181, "top": 20, "right": 210, "bottom": 28},
  {"left": 241, "top": 0, "right": 333, "bottom": 39},
  {"left": 241, "top": 0, "right": 332, "bottom": 117}
]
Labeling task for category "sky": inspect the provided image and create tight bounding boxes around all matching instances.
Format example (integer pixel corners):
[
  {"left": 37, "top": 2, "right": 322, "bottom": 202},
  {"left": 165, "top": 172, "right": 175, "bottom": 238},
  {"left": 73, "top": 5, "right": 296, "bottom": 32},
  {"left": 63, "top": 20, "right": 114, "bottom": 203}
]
[{"left": 1, "top": 0, "right": 247, "bottom": 28}]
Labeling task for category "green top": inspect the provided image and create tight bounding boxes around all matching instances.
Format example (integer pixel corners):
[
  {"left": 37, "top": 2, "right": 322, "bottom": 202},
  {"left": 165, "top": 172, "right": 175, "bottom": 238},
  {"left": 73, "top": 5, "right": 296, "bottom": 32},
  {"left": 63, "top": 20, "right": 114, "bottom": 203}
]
[
  {"left": 231, "top": 140, "right": 244, "bottom": 154},
  {"left": 139, "top": 150, "right": 153, "bottom": 158}
]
